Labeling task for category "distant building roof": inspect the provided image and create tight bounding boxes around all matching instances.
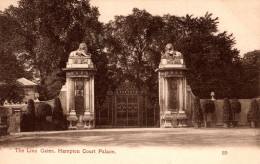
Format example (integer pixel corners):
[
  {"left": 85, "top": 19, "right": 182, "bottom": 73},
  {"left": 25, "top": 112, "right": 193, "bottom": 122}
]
[{"left": 17, "top": 78, "right": 37, "bottom": 86}]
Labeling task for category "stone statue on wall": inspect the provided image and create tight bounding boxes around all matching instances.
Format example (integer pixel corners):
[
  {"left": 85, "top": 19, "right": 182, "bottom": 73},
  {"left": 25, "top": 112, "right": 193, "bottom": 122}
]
[
  {"left": 69, "top": 43, "right": 91, "bottom": 58},
  {"left": 161, "top": 43, "right": 183, "bottom": 64}
]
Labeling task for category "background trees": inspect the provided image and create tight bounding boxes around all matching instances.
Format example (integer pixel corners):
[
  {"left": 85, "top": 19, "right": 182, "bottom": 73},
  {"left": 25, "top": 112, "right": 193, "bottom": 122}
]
[
  {"left": 0, "top": 12, "right": 32, "bottom": 104},
  {"left": 240, "top": 50, "right": 260, "bottom": 98},
  {"left": 1, "top": 0, "right": 108, "bottom": 102},
  {"left": 162, "top": 13, "right": 241, "bottom": 99},
  {"left": 0, "top": 1, "right": 258, "bottom": 105},
  {"left": 104, "top": 9, "right": 244, "bottom": 101},
  {"left": 104, "top": 8, "right": 165, "bottom": 101}
]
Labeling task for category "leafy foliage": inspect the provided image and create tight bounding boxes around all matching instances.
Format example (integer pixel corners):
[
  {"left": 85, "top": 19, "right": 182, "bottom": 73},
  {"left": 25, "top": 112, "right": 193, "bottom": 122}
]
[
  {"left": 240, "top": 50, "right": 260, "bottom": 98},
  {"left": 36, "top": 102, "right": 52, "bottom": 118},
  {"left": 0, "top": 107, "right": 11, "bottom": 117},
  {"left": 0, "top": 12, "right": 31, "bottom": 104},
  {"left": 34, "top": 102, "right": 52, "bottom": 131},
  {"left": 104, "top": 8, "right": 164, "bottom": 104},
  {"left": 21, "top": 99, "right": 36, "bottom": 131},
  {"left": 3, "top": 0, "right": 106, "bottom": 101},
  {"left": 230, "top": 99, "right": 241, "bottom": 114},
  {"left": 1, "top": 1, "right": 257, "bottom": 106},
  {"left": 26, "top": 99, "right": 36, "bottom": 117},
  {"left": 105, "top": 9, "right": 241, "bottom": 101},
  {"left": 38, "top": 70, "right": 65, "bottom": 100},
  {"left": 192, "top": 97, "right": 203, "bottom": 123},
  {"left": 248, "top": 99, "right": 259, "bottom": 122},
  {"left": 52, "top": 97, "right": 67, "bottom": 130},
  {"left": 177, "top": 14, "right": 240, "bottom": 99},
  {"left": 203, "top": 100, "right": 215, "bottom": 114},
  {"left": 53, "top": 97, "right": 63, "bottom": 119},
  {"left": 222, "top": 98, "right": 232, "bottom": 123}
]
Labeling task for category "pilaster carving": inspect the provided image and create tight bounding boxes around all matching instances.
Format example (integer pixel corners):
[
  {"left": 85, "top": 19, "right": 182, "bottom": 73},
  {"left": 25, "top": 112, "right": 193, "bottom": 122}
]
[
  {"left": 63, "top": 43, "right": 95, "bottom": 130},
  {"left": 157, "top": 43, "right": 188, "bottom": 128}
]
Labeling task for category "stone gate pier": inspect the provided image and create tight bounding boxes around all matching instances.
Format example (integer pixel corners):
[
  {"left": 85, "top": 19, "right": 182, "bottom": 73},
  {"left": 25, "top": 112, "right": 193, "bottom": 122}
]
[
  {"left": 61, "top": 43, "right": 95, "bottom": 130},
  {"left": 157, "top": 44, "right": 188, "bottom": 128}
]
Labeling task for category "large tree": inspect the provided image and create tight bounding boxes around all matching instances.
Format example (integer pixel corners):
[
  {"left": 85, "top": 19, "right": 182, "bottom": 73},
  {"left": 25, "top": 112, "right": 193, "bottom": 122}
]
[
  {"left": 3, "top": 0, "right": 107, "bottom": 100},
  {"left": 0, "top": 12, "right": 32, "bottom": 104},
  {"left": 176, "top": 13, "right": 240, "bottom": 98},
  {"left": 1, "top": 3, "right": 247, "bottom": 104},
  {"left": 104, "top": 8, "right": 165, "bottom": 101},
  {"left": 104, "top": 9, "right": 241, "bottom": 99},
  {"left": 240, "top": 50, "right": 260, "bottom": 98}
]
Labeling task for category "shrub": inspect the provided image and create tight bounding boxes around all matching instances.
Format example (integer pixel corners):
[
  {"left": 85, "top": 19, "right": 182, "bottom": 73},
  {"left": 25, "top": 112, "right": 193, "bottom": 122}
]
[
  {"left": 204, "top": 100, "right": 215, "bottom": 114},
  {"left": 200, "top": 99, "right": 215, "bottom": 127},
  {"left": 248, "top": 99, "right": 259, "bottom": 122},
  {"left": 26, "top": 99, "right": 36, "bottom": 131},
  {"left": 0, "top": 107, "right": 11, "bottom": 117},
  {"left": 26, "top": 99, "right": 36, "bottom": 117},
  {"left": 53, "top": 98, "right": 63, "bottom": 120},
  {"left": 20, "top": 114, "right": 27, "bottom": 132},
  {"left": 230, "top": 99, "right": 241, "bottom": 122},
  {"left": 193, "top": 97, "right": 203, "bottom": 123},
  {"left": 230, "top": 99, "right": 241, "bottom": 114},
  {"left": 35, "top": 102, "right": 52, "bottom": 131},
  {"left": 52, "top": 97, "right": 67, "bottom": 130},
  {"left": 36, "top": 102, "right": 52, "bottom": 118},
  {"left": 222, "top": 98, "right": 232, "bottom": 123}
]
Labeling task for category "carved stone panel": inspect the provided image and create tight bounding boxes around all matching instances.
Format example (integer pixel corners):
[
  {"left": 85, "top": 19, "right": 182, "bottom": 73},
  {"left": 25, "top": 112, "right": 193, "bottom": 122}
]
[
  {"left": 168, "top": 78, "right": 179, "bottom": 112},
  {"left": 75, "top": 79, "right": 84, "bottom": 115}
]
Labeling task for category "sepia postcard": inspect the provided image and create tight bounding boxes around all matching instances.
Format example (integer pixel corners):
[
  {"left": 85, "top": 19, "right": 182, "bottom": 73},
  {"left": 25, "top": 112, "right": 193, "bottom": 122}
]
[{"left": 0, "top": 0, "right": 259, "bottom": 163}]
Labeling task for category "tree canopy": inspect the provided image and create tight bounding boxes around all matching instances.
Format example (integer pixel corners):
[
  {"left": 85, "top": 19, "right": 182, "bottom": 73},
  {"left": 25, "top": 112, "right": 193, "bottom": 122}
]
[
  {"left": 0, "top": 12, "right": 31, "bottom": 104},
  {"left": 0, "top": 1, "right": 258, "bottom": 105},
  {"left": 1, "top": 0, "right": 108, "bottom": 101},
  {"left": 105, "top": 8, "right": 242, "bottom": 100},
  {"left": 239, "top": 50, "right": 260, "bottom": 98}
]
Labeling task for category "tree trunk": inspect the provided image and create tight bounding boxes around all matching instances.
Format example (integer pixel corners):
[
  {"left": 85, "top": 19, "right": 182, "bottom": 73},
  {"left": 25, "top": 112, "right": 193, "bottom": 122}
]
[{"left": 204, "top": 114, "right": 207, "bottom": 127}]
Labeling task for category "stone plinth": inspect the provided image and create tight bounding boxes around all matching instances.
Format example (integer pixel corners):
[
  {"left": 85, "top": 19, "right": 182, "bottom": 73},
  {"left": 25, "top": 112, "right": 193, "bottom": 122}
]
[
  {"left": 62, "top": 44, "right": 95, "bottom": 130},
  {"left": 82, "top": 111, "right": 94, "bottom": 129},
  {"left": 157, "top": 44, "right": 188, "bottom": 128}
]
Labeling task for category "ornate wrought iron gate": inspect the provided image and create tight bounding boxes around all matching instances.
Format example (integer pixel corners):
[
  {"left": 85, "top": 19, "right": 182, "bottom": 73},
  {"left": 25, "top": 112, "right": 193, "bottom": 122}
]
[{"left": 96, "top": 81, "right": 159, "bottom": 127}]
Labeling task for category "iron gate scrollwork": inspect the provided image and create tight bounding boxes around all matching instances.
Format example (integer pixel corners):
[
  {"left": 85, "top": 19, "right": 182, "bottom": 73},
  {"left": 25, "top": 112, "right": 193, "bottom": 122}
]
[{"left": 96, "top": 81, "right": 159, "bottom": 127}]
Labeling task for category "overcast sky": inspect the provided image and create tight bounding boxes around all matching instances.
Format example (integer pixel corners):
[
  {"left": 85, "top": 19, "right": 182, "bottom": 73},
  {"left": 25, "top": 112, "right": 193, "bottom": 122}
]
[{"left": 1, "top": 0, "right": 259, "bottom": 56}]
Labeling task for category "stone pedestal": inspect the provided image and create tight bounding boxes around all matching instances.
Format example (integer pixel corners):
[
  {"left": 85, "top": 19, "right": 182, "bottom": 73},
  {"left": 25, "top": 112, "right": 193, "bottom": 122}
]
[
  {"left": 177, "top": 110, "right": 188, "bottom": 127},
  {"left": 157, "top": 44, "right": 188, "bottom": 128},
  {"left": 67, "top": 109, "right": 78, "bottom": 130},
  {"left": 63, "top": 46, "right": 95, "bottom": 130},
  {"left": 82, "top": 111, "right": 94, "bottom": 129},
  {"left": 160, "top": 111, "right": 177, "bottom": 128}
]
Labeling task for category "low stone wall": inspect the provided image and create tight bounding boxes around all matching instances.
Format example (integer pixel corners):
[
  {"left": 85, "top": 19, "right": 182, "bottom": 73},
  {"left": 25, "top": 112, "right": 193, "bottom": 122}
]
[
  {"left": 8, "top": 109, "right": 22, "bottom": 133},
  {"left": 200, "top": 98, "right": 260, "bottom": 126},
  {"left": 0, "top": 109, "right": 8, "bottom": 135},
  {"left": 3, "top": 96, "right": 259, "bottom": 133},
  {"left": 4, "top": 99, "right": 56, "bottom": 133},
  {"left": 162, "top": 85, "right": 260, "bottom": 127}
]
